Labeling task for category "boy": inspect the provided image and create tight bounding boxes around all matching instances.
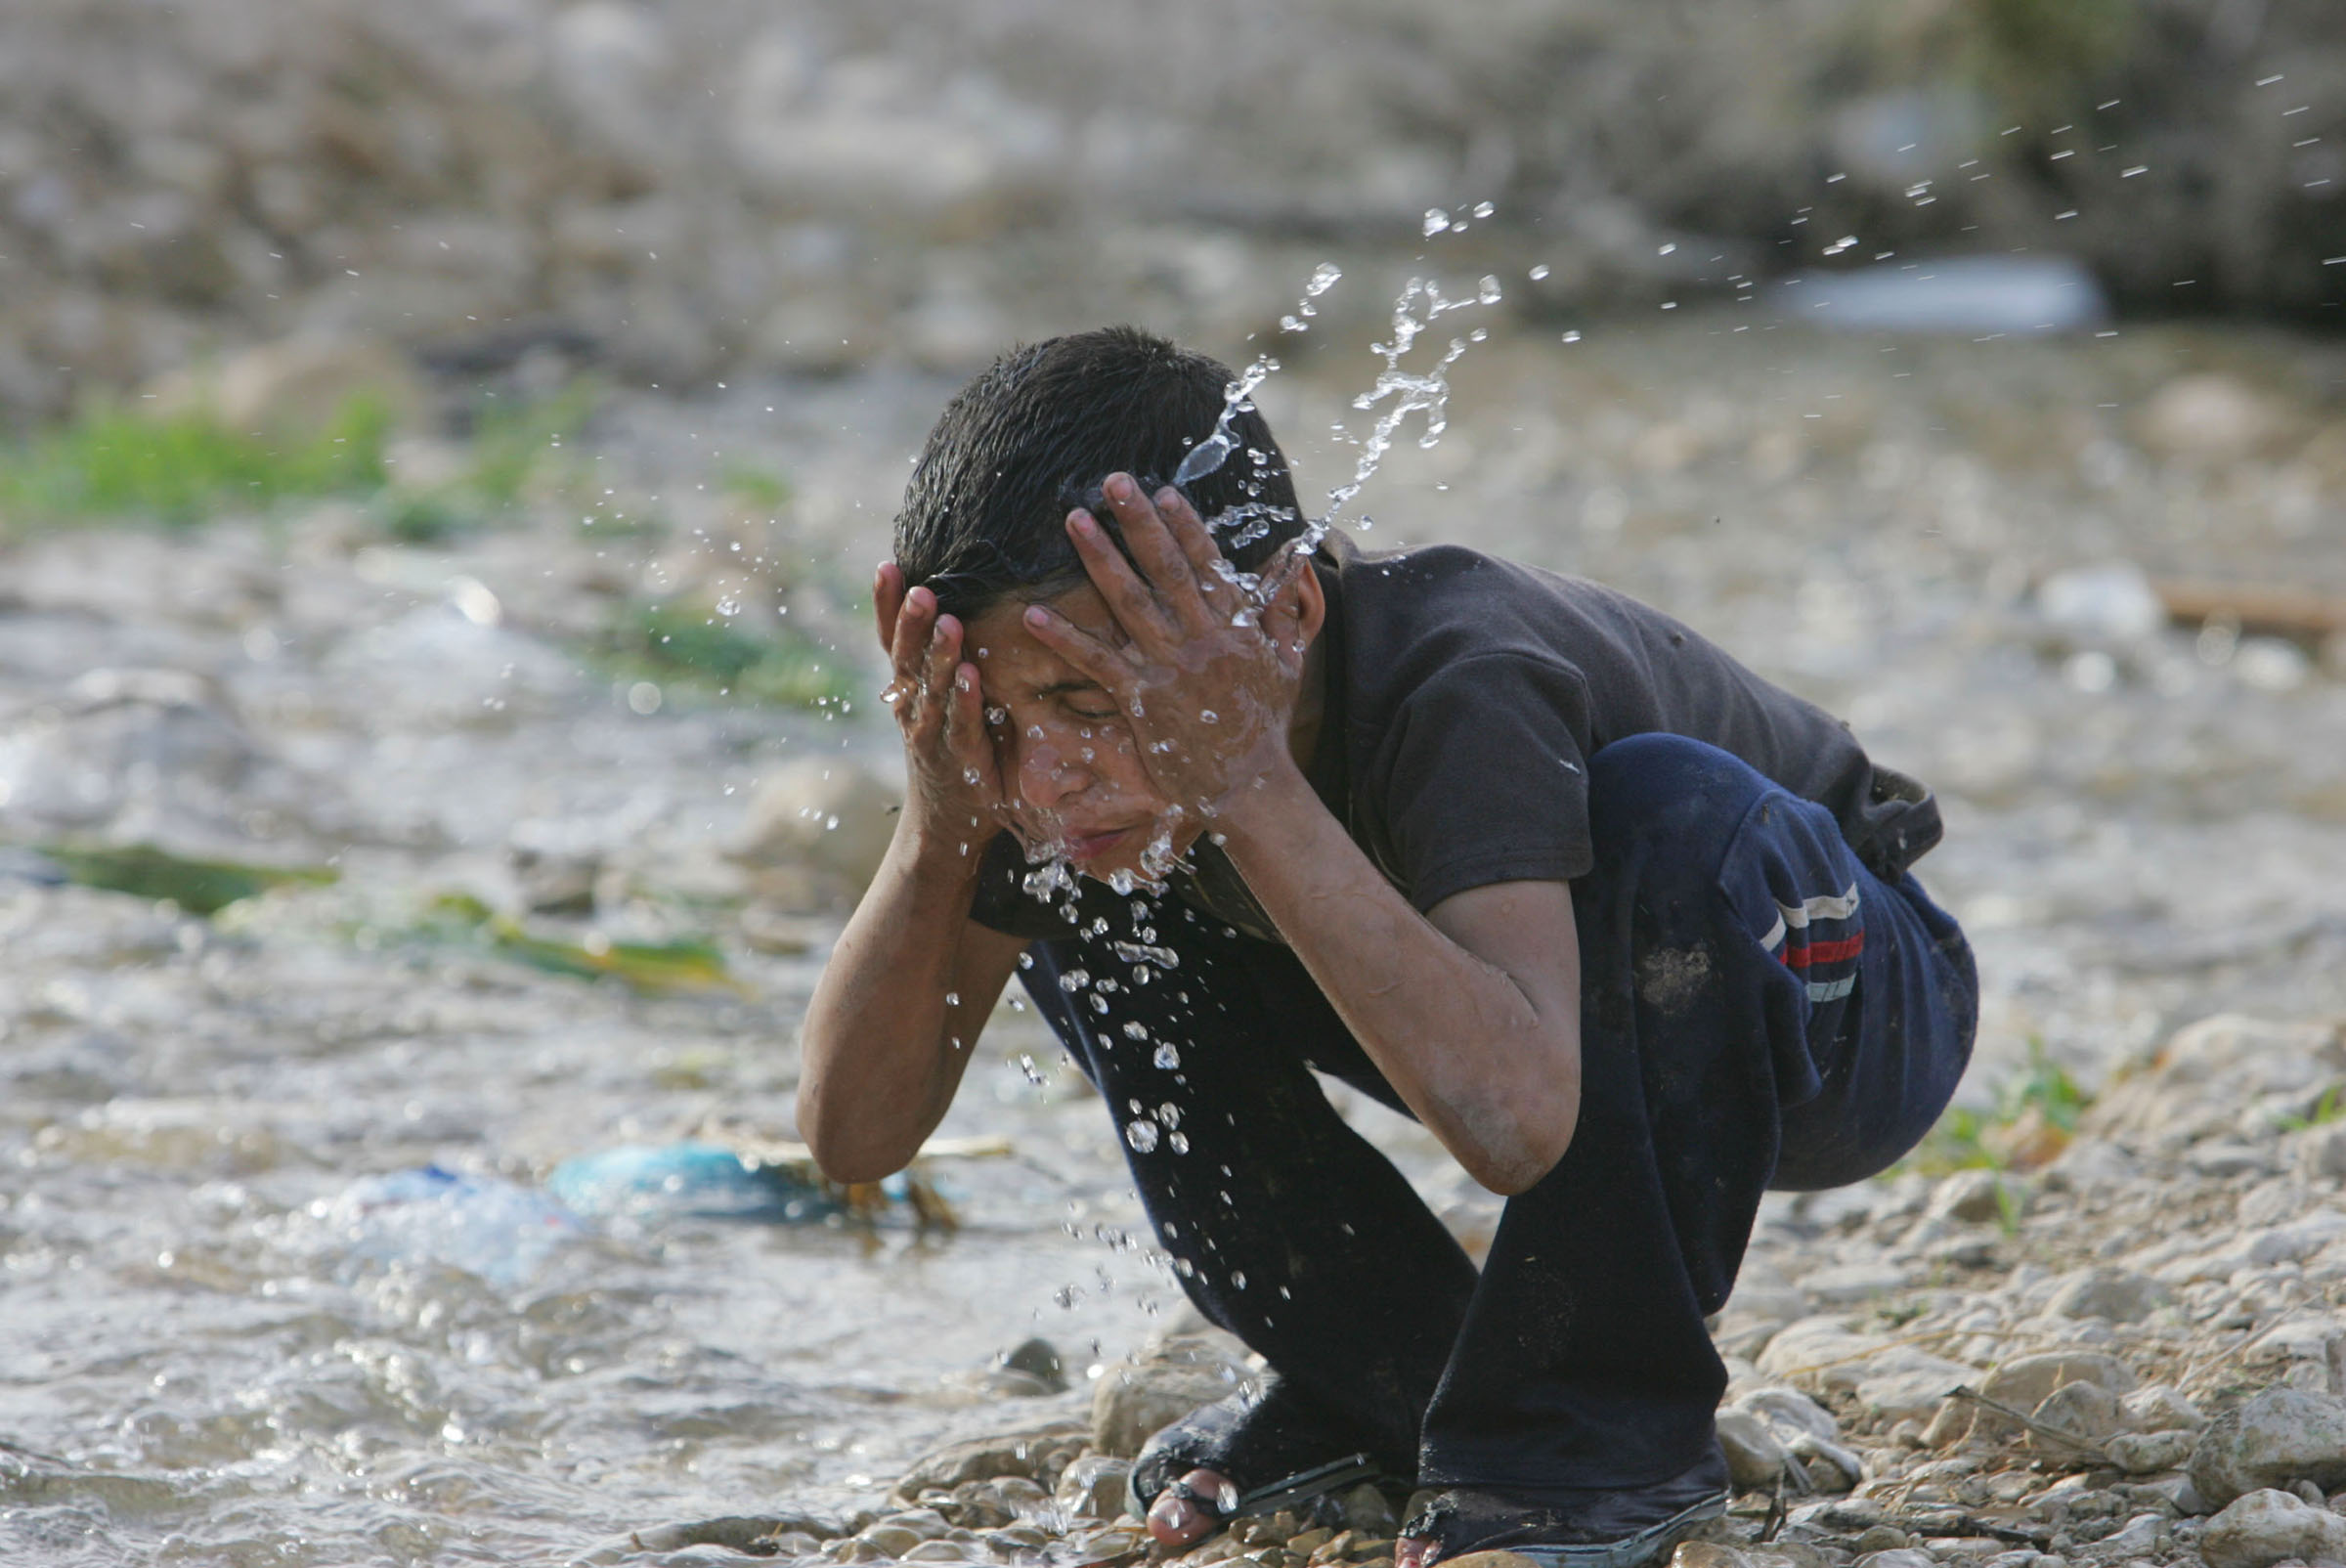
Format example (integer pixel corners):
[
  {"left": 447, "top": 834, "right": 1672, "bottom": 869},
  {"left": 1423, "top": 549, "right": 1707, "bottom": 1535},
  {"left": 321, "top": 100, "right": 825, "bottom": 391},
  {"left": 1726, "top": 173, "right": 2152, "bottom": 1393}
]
[{"left": 798, "top": 327, "right": 1976, "bottom": 1568}]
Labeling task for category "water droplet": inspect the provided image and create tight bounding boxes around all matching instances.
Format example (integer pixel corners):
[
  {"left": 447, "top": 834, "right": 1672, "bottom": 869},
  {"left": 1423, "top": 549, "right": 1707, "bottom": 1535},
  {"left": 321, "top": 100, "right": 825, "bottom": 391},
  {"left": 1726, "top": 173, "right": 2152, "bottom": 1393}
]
[
  {"left": 1529, "top": 263, "right": 1551, "bottom": 281},
  {"left": 1230, "top": 1271, "right": 1248, "bottom": 1289},
  {"left": 1125, "top": 1118, "right": 1161, "bottom": 1154},
  {"left": 1422, "top": 207, "right": 1451, "bottom": 238},
  {"left": 1153, "top": 1042, "right": 1180, "bottom": 1069},
  {"left": 1168, "top": 1131, "right": 1190, "bottom": 1154},
  {"left": 944, "top": 991, "right": 960, "bottom": 1007},
  {"left": 1122, "top": 1022, "right": 1150, "bottom": 1040},
  {"left": 1471, "top": 200, "right": 1496, "bottom": 218}
]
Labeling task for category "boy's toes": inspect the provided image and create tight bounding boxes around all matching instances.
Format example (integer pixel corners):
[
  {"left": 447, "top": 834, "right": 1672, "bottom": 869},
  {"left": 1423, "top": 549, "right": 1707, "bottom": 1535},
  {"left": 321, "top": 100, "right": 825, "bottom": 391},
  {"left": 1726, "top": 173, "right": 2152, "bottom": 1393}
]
[{"left": 1145, "top": 1468, "right": 1233, "bottom": 1546}]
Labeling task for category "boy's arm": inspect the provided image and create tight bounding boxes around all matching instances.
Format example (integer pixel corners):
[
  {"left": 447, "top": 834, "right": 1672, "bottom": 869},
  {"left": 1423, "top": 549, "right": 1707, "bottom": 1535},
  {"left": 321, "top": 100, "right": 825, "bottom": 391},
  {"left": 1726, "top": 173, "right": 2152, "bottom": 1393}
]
[
  {"left": 1023, "top": 479, "right": 1582, "bottom": 1196},
  {"left": 797, "top": 832, "right": 1029, "bottom": 1184},
  {"left": 797, "top": 566, "right": 1028, "bottom": 1184},
  {"left": 1215, "top": 769, "right": 1582, "bottom": 1197}
]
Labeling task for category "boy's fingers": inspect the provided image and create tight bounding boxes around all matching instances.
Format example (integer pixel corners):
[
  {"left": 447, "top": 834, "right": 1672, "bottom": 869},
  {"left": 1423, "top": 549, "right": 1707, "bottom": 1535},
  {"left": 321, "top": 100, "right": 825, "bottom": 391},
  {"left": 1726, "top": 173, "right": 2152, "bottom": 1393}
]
[
  {"left": 888, "top": 586, "right": 936, "bottom": 697},
  {"left": 923, "top": 612, "right": 965, "bottom": 709},
  {"left": 873, "top": 562, "right": 904, "bottom": 653},
  {"left": 943, "top": 663, "right": 1003, "bottom": 799},
  {"left": 1066, "top": 508, "right": 1178, "bottom": 644},
  {"left": 1021, "top": 600, "right": 1134, "bottom": 692},
  {"left": 1101, "top": 474, "right": 1204, "bottom": 618},
  {"left": 1155, "top": 485, "right": 1231, "bottom": 592}
]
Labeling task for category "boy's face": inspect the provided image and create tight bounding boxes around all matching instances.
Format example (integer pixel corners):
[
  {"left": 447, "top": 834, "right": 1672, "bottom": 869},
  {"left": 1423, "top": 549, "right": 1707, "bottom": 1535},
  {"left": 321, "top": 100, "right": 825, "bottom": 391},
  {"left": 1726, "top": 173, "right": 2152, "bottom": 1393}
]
[{"left": 963, "top": 582, "right": 1208, "bottom": 881}]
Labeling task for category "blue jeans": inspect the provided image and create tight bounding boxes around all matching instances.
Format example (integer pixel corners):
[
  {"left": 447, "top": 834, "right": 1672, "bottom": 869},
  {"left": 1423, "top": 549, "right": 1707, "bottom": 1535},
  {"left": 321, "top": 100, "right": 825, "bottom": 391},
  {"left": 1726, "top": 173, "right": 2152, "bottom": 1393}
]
[{"left": 1021, "top": 733, "right": 1977, "bottom": 1494}]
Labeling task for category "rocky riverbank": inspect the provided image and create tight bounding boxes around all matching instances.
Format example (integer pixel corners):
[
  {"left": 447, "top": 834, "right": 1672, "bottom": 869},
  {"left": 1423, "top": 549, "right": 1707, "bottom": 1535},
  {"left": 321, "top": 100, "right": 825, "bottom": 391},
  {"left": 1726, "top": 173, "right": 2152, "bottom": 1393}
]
[{"left": 615, "top": 1012, "right": 2346, "bottom": 1568}]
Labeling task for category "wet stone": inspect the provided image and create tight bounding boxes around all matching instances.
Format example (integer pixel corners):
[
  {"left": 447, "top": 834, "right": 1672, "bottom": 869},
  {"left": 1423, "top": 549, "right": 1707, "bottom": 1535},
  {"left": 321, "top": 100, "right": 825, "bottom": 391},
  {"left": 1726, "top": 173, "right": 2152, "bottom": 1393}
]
[
  {"left": 1340, "top": 1484, "right": 1399, "bottom": 1537},
  {"left": 1054, "top": 1454, "right": 1134, "bottom": 1521}
]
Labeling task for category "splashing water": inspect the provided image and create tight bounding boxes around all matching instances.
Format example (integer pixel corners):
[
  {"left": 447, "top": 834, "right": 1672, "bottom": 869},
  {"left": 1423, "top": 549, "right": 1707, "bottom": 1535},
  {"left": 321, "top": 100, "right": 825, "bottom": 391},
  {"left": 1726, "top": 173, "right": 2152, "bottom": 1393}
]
[
  {"left": 1324, "top": 272, "right": 1501, "bottom": 526},
  {"left": 1172, "top": 263, "right": 1344, "bottom": 490}
]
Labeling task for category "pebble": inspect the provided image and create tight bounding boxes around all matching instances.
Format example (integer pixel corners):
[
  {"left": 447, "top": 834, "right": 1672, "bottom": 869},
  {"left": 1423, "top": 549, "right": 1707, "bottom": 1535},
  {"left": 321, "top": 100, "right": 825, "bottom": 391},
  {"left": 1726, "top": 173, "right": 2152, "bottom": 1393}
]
[
  {"left": 1852, "top": 1549, "right": 1935, "bottom": 1568},
  {"left": 1716, "top": 1407, "right": 1791, "bottom": 1489},
  {"left": 1055, "top": 1455, "right": 1135, "bottom": 1521},
  {"left": 2189, "top": 1386, "right": 2346, "bottom": 1508},
  {"left": 2200, "top": 1487, "right": 2346, "bottom": 1568}
]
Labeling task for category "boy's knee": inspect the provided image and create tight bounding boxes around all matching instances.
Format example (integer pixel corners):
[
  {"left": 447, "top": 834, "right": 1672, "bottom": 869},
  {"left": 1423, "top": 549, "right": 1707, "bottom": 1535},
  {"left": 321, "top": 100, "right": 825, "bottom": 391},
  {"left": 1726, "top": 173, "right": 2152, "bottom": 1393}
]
[{"left": 1585, "top": 733, "right": 1772, "bottom": 871}]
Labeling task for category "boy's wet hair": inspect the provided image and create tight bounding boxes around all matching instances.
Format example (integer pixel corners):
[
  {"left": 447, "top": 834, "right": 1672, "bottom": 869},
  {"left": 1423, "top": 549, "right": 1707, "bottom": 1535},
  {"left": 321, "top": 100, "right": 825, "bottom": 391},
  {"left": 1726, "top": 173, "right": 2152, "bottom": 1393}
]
[{"left": 894, "top": 326, "right": 1307, "bottom": 623}]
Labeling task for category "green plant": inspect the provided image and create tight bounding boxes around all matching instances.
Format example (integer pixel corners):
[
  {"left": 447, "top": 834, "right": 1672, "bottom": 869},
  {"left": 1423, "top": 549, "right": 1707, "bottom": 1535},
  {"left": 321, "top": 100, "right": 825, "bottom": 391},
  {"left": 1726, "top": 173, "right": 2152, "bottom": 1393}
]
[
  {"left": 2278, "top": 1085, "right": 2346, "bottom": 1134},
  {"left": 612, "top": 601, "right": 857, "bottom": 709},
  {"left": 720, "top": 464, "right": 791, "bottom": 512},
  {"left": 463, "top": 378, "right": 601, "bottom": 511},
  {"left": 1901, "top": 1036, "right": 2088, "bottom": 1176},
  {"left": 0, "top": 393, "right": 391, "bottom": 528},
  {"left": 399, "top": 890, "right": 743, "bottom": 996},
  {"left": 39, "top": 842, "right": 338, "bottom": 915}
]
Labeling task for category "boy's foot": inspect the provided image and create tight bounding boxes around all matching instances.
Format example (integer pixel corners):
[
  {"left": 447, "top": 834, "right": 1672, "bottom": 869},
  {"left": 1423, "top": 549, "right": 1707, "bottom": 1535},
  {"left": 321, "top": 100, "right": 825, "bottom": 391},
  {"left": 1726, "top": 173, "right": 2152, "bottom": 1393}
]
[
  {"left": 1145, "top": 1467, "right": 1236, "bottom": 1547},
  {"left": 1128, "top": 1389, "right": 1392, "bottom": 1546},
  {"left": 1395, "top": 1447, "right": 1729, "bottom": 1568}
]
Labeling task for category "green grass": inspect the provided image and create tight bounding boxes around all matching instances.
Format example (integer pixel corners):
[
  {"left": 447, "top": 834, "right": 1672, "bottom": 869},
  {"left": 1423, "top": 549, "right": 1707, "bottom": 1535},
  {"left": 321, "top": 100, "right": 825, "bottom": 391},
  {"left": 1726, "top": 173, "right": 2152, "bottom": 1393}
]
[
  {"left": 1902, "top": 1035, "right": 2089, "bottom": 1175},
  {"left": 0, "top": 394, "right": 392, "bottom": 529},
  {"left": 611, "top": 600, "right": 856, "bottom": 709},
  {"left": 463, "top": 378, "right": 601, "bottom": 511}
]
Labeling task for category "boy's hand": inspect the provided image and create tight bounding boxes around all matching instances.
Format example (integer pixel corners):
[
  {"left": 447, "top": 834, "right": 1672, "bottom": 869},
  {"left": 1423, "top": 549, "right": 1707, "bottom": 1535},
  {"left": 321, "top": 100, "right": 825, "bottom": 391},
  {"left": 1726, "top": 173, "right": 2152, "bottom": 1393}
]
[
  {"left": 874, "top": 562, "right": 1009, "bottom": 850},
  {"left": 1022, "top": 474, "right": 1311, "bottom": 818}
]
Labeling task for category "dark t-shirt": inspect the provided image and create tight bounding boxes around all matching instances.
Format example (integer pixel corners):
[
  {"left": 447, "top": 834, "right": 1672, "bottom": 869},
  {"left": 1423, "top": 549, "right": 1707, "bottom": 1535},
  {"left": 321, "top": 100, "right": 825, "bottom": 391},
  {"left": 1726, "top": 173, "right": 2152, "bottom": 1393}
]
[{"left": 969, "top": 532, "right": 1939, "bottom": 943}]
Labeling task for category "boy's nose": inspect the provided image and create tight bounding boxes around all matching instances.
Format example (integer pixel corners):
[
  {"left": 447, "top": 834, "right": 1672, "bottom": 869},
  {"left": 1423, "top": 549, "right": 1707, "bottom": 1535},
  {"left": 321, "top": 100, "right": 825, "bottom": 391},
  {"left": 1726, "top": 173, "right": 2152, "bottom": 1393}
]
[{"left": 1018, "top": 739, "right": 1094, "bottom": 809}]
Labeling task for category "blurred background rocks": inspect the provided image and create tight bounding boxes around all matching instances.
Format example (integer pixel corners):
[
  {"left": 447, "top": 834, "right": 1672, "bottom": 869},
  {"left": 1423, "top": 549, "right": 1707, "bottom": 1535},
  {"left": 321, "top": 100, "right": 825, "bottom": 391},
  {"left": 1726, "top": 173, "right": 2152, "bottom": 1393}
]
[{"left": 0, "top": 0, "right": 2341, "bottom": 420}]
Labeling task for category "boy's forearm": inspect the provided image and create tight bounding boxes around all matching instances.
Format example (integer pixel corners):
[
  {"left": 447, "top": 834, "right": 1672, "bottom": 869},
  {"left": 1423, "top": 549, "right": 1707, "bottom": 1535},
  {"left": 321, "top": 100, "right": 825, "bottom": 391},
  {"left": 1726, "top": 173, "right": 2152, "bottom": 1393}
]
[
  {"left": 797, "top": 819, "right": 1004, "bottom": 1182},
  {"left": 1214, "top": 763, "right": 1582, "bottom": 1195}
]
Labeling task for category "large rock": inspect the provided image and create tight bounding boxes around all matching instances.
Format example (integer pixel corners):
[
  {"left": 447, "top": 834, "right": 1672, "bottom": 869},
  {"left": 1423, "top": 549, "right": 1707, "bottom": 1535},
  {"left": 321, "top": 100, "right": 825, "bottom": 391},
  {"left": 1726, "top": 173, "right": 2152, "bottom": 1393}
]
[
  {"left": 2190, "top": 1387, "right": 2346, "bottom": 1508},
  {"left": 149, "top": 332, "right": 425, "bottom": 437},
  {"left": 1089, "top": 1334, "right": 1252, "bottom": 1459},
  {"left": 2200, "top": 1488, "right": 2346, "bottom": 1568},
  {"left": 727, "top": 759, "right": 903, "bottom": 908},
  {"left": 890, "top": 1425, "right": 1087, "bottom": 1502}
]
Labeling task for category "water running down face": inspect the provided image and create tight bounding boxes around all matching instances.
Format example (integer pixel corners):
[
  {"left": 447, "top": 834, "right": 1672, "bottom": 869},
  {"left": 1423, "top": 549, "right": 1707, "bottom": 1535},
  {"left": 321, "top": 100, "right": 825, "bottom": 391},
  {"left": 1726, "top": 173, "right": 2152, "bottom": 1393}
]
[{"left": 963, "top": 582, "right": 1205, "bottom": 885}]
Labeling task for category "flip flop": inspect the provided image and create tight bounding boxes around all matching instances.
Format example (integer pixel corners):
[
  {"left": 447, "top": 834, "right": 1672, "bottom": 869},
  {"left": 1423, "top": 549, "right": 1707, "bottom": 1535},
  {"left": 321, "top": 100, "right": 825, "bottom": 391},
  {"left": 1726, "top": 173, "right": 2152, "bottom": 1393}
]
[
  {"left": 1400, "top": 1446, "right": 1730, "bottom": 1568},
  {"left": 1125, "top": 1386, "right": 1399, "bottom": 1535}
]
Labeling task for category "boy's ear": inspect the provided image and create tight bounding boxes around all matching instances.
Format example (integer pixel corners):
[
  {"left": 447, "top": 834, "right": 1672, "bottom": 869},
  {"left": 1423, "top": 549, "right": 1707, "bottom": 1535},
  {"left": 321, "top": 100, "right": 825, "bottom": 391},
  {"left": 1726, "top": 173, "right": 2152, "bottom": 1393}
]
[{"left": 1264, "top": 545, "right": 1325, "bottom": 654}]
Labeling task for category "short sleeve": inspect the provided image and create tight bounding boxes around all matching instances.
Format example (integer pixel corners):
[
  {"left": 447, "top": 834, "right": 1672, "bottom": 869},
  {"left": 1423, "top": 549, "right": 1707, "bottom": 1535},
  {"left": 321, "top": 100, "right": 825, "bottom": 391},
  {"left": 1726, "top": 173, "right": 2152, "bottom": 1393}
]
[
  {"left": 1368, "top": 652, "right": 1600, "bottom": 910},
  {"left": 966, "top": 831, "right": 1132, "bottom": 939},
  {"left": 966, "top": 832, "right": 1064, "bottom": 938}
]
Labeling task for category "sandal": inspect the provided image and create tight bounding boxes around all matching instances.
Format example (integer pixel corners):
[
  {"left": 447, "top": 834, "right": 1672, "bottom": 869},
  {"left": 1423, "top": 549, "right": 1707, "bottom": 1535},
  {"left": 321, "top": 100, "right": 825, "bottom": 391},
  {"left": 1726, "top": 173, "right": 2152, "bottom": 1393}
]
[
  {"left": 1400, "top": 1446, "right": 1729, "bottom": 1568},
  {"left": 1125, "top": 1386, "right": 1397, "bottom": 1533}
]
